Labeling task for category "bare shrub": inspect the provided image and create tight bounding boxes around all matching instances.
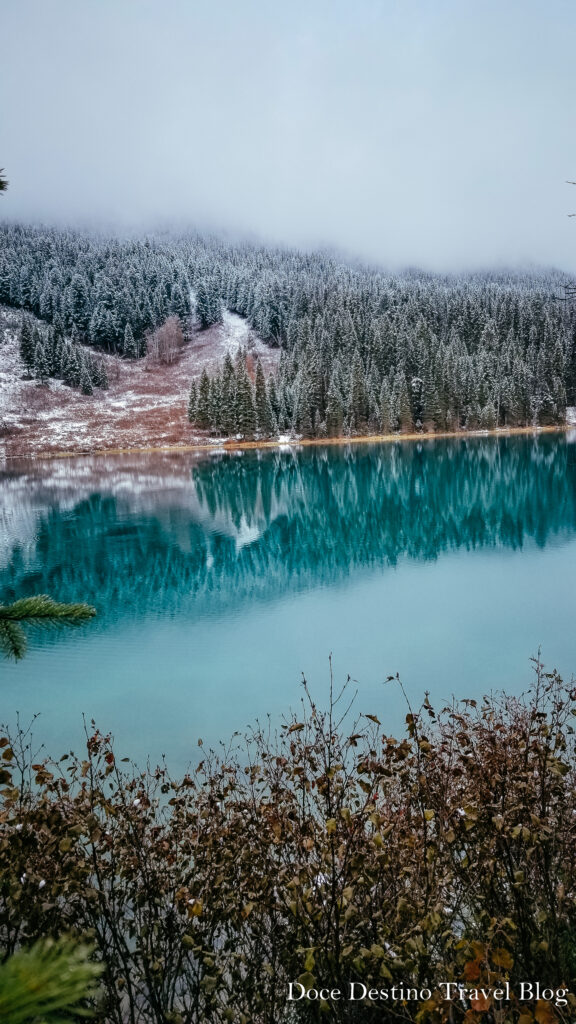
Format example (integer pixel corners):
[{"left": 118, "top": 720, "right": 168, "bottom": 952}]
[
  {"left": 1, "top": 661, "right": 575, "bottom": 1022},
  {"left": 146, "top": 316, "right": 184, "bottom": 368}
]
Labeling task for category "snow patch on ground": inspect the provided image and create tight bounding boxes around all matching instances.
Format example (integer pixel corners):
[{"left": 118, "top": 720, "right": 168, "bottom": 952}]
[
  {"left": 222, "top": 310, "right": 251, "bottom": 357},
  {"left": 0, "top": 305, "right": 279, "bottom": 458},
  {"left": 220, "top": 310, "right": 271, "bottom": 362}
]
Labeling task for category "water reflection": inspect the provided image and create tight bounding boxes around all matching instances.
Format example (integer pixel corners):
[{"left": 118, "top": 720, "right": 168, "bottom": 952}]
[{"left": 1, "top": 435, "right": 575, "bottom": 623}]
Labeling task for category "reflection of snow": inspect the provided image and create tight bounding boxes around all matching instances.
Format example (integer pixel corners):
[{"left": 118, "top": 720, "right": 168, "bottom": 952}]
[
  {"left": 0, "top": 452, "right": 292, "bottom": 565},
  {"left": 0, "top": 502, "right": 41, "bottom": 564},
  {"left": 195, "top": 491, "right": 289, "bottom": 555},
  {"left": 204, "top": 515, "right": 267, "bottom": 565},
  {"left": 235, "top": 516, "right": 262, "bottom": 553}
]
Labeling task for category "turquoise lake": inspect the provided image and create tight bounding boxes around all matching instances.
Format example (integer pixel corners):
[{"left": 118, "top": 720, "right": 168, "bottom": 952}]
[{"left": 2, "top": 433, "right": 576, "bottom": 769}]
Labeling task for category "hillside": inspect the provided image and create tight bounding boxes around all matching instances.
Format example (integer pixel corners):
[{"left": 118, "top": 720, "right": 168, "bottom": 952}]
[
  {"left": 1, "top": 223, "right": 575, "bottom": 454},
  {"left": 0, "top": 305, "right": 278, "bottom": 458}
]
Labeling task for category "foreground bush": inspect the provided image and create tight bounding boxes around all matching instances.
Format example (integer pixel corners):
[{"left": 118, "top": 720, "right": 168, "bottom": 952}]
[{"left": 0, "top": 660, "right": 575, "bottom": 1023}]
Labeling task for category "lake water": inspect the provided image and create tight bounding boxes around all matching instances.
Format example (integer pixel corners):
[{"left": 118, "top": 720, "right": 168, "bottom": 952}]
[{"left": 2, "top": 433, "right": 576, "bottom": 769}]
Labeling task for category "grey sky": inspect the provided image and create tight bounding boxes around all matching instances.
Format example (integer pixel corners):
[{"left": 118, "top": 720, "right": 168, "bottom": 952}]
[{"left": 2, "top": 0, "right": 575, "bottom": 270}]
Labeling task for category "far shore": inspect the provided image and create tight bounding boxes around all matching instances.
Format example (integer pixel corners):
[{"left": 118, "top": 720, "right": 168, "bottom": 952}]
[{"left": 3, "top": 422, "right": 573, "bottom": 463}]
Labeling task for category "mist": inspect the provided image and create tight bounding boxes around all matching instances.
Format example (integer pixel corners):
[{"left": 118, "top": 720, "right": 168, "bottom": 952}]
[{"left": 2, "top": 0, "right": 575, "bottom": 271}]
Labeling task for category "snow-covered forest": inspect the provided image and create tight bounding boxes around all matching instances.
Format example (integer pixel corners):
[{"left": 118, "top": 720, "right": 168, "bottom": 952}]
[{"left": 1, "top": 222, "right": 574, "bottom": 440}]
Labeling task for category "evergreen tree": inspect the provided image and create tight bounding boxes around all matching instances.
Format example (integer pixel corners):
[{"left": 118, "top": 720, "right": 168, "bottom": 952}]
[
  {"left": 235, "top": 363, "right": 256, "bottom": 438},
  {"left": 276, "top": 382, "right": 290, "bottom": 433},
  {"left": 123, "top": 323, "right": 138, "bottom": 358},
  {"left": 255, "top": 360, "right": 274, "bottom": 436},
  {"left": 19, "top": 316, "right": 35, "bottom": 368},
  {"left": 299, "top": 404, "right": 314, "bottom": 438},
  {"left": 267, "top": 374, "right": 280, "bottom": 421},
  {"left": 379, "top": 378, "right": 394, "bottom": 433},
  {"left": 196, "top": 369, "right": 212, "bottom": 429},
  {"left": 220, "top": 353, "right": 236, "bottom": 435},
  {"left": 394, "top": 372, "right": 413, "bottom": 432},
  {"left": 44, "top": 327, "right": 58, "bottom": 377},
  {"left": 349, "top": 349, "right": 368, "bottom": 432},
  {"left": 326, "top": 374, "right": 345, "bottom": 436},
  {"left": 209, "top": 286, "right": 223, "bottom": 325},
  {"left": 196, "top": 280, "right": 223, "bottom": 329},
  {"left": 33, "top": 339, "right": 50, "bottom": 383},
  {"left": 63, "top": 348, "right": 81, "bottom": 389},
  {"left": 209, "top": 374, "right": 223, "bottom": 433},
  {"left": 39, "top": 285, "right": 55, "bottom": 321},
  {"left": 410, "top": 376, "right": 425, "bottom": 427},
  {"left": 52, "top": 310, "right": 66, "bottom": 338},
  {"left": 52, "top": 331, "right": 65, "bottom": 378},
  {"left": 67, "top": 272, "right": 91, "bottom": 332},
  {"left": 424, "top": 378, "right": 444, "bottom": 430},
  {"left": 480, "top": 400, "right": 497, "bottom": 429},
  {"left": 188, "top": 379, "right": 198, "bottom": 424},
  {"left": 170, "top": 283, "right": 189, "bottom": 322},
  {"left": 80, "top": 363, "right": 94, "bottom": 395},
  {"left": 89, "top": 305, "right": 107, "bottom": 348}
]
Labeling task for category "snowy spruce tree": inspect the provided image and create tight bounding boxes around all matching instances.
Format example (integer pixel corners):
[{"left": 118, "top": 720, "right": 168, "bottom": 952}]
[
  {"left": 235, "top": 363, "right": 257, "bottom": 438},
  {"left": 123, "top": 324, "right": 138, "bottom": 358},
  {"left": 195, "top": 280, "right": 223, "bottom": 330},
  {"left": 188, "top": 379, "right": 198, "bottom": 424},
  {"left": 80, "top": 365, "right": 94, "bottom": 396},
  {"left": 220, "top": 353, "right": 237, "bottom": 435},
  {"left": 254, "top": 359, "right": 274, "bottom": 437},
  {"left": 19, "top": 316, "right": 35, "bottom": 369},
  {"left": 195, "top": 369, "right": 212, "bottom": 430},
  {"left": 33, "top": 339, "right": 50, "bottom": 384}
]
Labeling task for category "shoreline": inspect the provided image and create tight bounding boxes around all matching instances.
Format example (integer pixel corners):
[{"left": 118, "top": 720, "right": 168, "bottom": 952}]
[{"left": 2, "top": 423, "right": 572, "bottom": 463}]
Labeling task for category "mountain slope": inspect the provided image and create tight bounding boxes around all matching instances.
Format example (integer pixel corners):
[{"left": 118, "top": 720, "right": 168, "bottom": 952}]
[{"left": 0, "top": 306, "right": 278, "bottom": 458}]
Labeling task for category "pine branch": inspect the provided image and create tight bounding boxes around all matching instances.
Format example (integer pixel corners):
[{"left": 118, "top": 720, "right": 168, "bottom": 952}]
[
  {"left": 0, "top": 937, "right": 102, "bottom": 1023},
  {"left": 0, "top": 596, "right": 96, "bottom": 660},
  {"left": 0, "top": 621, "right": 26, "bottom": 660},
  {"left": 0, "top": 595, "right": 96, "bottom": 627}
]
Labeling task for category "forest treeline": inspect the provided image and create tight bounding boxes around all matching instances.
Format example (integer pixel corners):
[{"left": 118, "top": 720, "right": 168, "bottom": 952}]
[
  {"left": 1, "top": 437, "right": 574, "bottom": 622},
  {"left": 0, "top": 222, "right": 575, "bottom": 434}
]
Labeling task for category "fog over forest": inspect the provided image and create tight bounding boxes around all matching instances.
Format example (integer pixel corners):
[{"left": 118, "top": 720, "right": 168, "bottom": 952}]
[{"left": 1, "top": 0, "right": 575, "bottom": 271}]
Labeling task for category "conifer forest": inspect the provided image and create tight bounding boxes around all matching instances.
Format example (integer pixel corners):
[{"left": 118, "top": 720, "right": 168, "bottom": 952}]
[{"left": 1, "top": 222, "right": 574, "bottom": 441}]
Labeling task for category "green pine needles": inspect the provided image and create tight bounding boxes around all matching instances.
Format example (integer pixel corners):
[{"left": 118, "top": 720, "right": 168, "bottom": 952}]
[
  {"left": 0, "top": 595, "right": 96, "bottom": 661},
  {"left": 0, "top": 937, "right": 102, "bottom": 1023}
]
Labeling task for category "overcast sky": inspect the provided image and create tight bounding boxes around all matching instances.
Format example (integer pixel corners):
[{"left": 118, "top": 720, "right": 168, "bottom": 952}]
[{"left": 2, "top": 0, "right": 575, "bottom": 270}]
